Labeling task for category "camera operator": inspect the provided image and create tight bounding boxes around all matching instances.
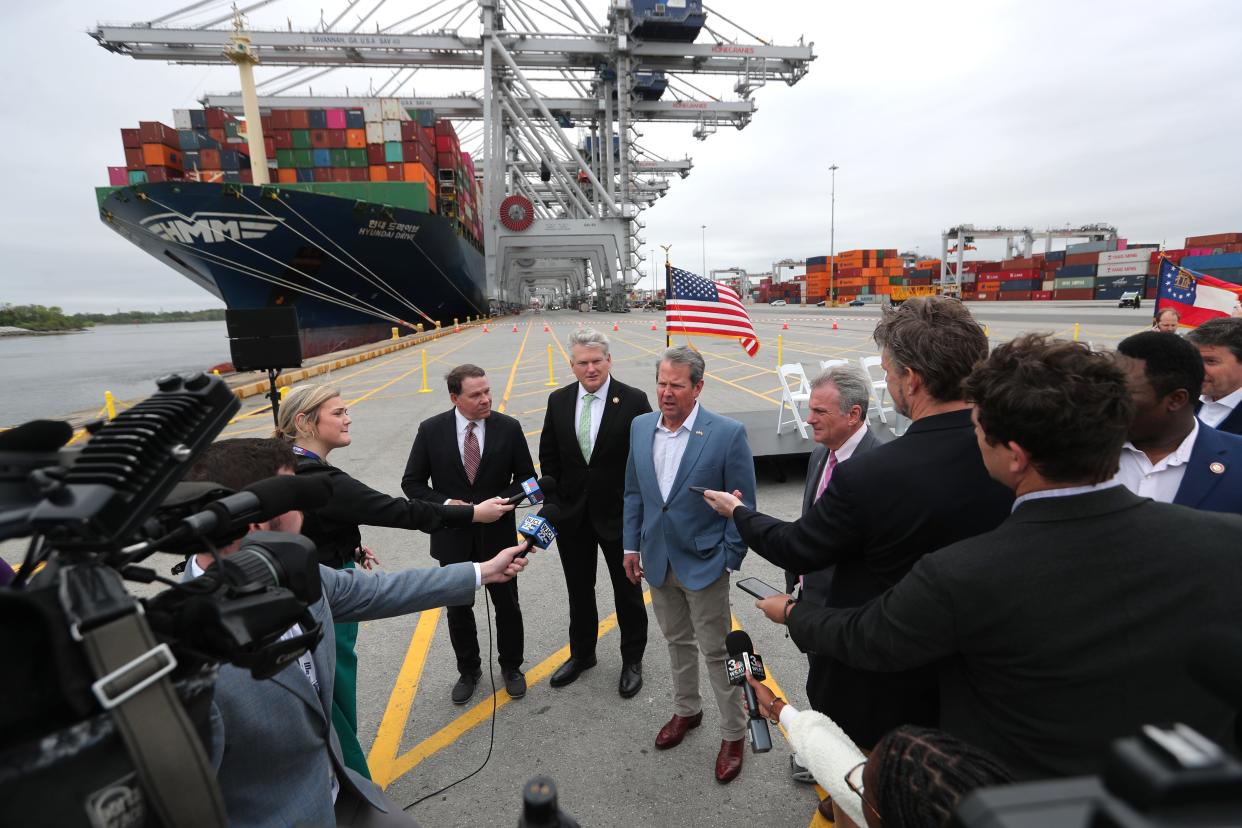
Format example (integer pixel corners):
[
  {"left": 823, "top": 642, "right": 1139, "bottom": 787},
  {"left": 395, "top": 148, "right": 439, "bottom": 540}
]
[{"left": 186, "top": 439, "right": 530, "bottom": 827}]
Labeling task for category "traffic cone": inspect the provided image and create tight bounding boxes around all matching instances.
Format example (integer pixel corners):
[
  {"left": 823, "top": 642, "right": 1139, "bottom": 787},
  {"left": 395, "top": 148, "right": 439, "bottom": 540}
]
[
  {"left": 832, "top": 319, "right": 838, "bottom": 330},
  {"left": 454, "top": 324, "right": 460, "bottom": 332},
  {"left": 483, "top": 325, "right": 489, "bottom": 333},
  {"left": 782, "top": 320, "right": 789, "bottom": 330},
  {"left": 512, "top": 324, "right": 519, "bottom": 332},
  {"left": 651, "top": 321, "right": 658, "bottom": 330},
  {"left": 543, "top": 323, "right": 550, "bottom": 332},
  {"left": 613, "top": 323, "right": 619, "bottom": 331}
]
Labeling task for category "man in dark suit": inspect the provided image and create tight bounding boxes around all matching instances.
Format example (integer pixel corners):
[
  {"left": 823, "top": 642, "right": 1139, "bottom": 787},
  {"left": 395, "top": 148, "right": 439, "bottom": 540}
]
[
  {"left": 1188, "top": 317, "right": 1242, "bottom": 434},
  {"left": 1114, "top": 331, "right": 1242, "bottom": 513},
  {"left": 402, "top": 364, "right": 537, "bottom": 703},
  {"left": 539, "top": 329, "right": 651, "bottom": 697},
  {"left": 704, "top": 296, "right": 1013, "bottom": 750},
  {"left": 187, "top": 438, "right": 530, "bottom": 828},
  {"left": 756, "top": 335, "right": 1242, "bottom": 780}
]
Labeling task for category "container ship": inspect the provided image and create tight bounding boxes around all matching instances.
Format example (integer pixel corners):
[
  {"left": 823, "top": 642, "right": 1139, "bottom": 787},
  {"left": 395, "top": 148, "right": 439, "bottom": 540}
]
[
  {"left": 760, "top": 236, "right": 1242, "bottom": 306},
  {"left": 96, "top": 101, "right": 488, "bottom": 358}
]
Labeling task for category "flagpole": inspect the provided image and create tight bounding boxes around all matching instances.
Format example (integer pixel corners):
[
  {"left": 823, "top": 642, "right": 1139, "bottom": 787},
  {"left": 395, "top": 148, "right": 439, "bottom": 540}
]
[{"left": 662, "top": 245, "right": 673, "bottom": 348}]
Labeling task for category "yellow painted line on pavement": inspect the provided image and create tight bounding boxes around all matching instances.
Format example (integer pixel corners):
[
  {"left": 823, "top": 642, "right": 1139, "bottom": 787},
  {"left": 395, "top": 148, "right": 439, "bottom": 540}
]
[
  {"left": 368, "top": 608, "right": 442, "bottom": 787},
  {"left": 377, "top": 590, "right": 652, "bottom": 787},
  {"left": 611, "top": 331, "right": 781, "bottom": 407},
  {"left": 496, "top": 321, "right": 534, "bottom": 414}
]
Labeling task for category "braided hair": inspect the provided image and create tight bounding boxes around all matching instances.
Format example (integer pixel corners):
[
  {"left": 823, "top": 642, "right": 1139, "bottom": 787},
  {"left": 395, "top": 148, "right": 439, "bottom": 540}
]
[{"left": 871, "top": 726, "right": 1013, "bottom": 827}]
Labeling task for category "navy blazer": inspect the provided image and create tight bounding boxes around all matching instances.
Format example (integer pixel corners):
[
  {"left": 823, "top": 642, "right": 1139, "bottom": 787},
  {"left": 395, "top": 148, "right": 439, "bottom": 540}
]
[{"left": 1173, "top": 423, "right": 1242, "bottom": 513}]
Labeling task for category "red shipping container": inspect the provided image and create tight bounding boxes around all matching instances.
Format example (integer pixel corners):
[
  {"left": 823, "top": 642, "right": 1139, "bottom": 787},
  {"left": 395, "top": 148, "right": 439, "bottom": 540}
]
[
  {"left": 436, "top": 151, "right": 456, "bottom": 168},
  {"left": 1000, "top": 270, "right": 1038, "bottom": 281},
  {"left": 1001, "top": 258, "right": 1036, "bottom": 270},
  {"left": 1064, "top": 252, "right": 1099, "bottom": 267},
  {"left": 1053, "top": 288, "right": 1095, "bottom": 300},
  {"left": 327, "top": 130, "right": 347, "bottom": 149},
  {"left": 1031, "top": 291, "right": 1054, "bottom": 301},
  {"left": 366, "top": 144, "right": 385, "bottom": 165},
  {"left": 348, "top": 167, "right": 369, "bottom": 182},
  {"left": 199, "top": 148, "right": 221, "bottom": 168},
  {"left": 124, "top": 147, "right": 145, "bottom": 169},
  {"left": 385, "top": 162, "right": 404, "bottom": 181},
  {"left": 239, "top": 168, "right": 253, "bottom": 184},
  {"left": 288, "top": 110, "right": 310, "bottom": 129},
  {"left": 400, "top": 121, "right": 422, "bottom": 142},
  {"left": 260, "top": 115, "right": 272, "bottom": 133},
  {"left": 434, "top": 120, "right": 457, "bottom": 137},
  {"left": 330, "top": 168, "right": 350, "bottom": 183},
  {"left": 313, "top": 168, "right": 332, "bottom": 182},
  {"left": 435, "top": 135, "right": 459, "bottom": 153},
  {"left": 263, "top": 137, "right": 276, "bottom": 157},
  {"left": 270, "top": 109, "right": 291, "bottom": 130},
  {"left": 205, "top": 108, "right": 227, "bottom": 128},
  {"left": 138, "top": 121, "right": 179, "bottom": 147},
  {"left": 974, "top": 292, "right": 996, "bottom": 301},
  {"left": 144, "top": 166, "right": 183, "bottom": 183},
  {"left": 208, "top": 128, "right": 226, "bottom": 145},
  {"left": 997, "top": 291, "right": 1032, "bottom": 301},
  {"left": 1145, "top": 286, "right": 1157, "bottom": 300},
  {"left": 310, "top": 130, "right": 330, "bottom": 148},
  {"left": 1185, "top": 232, "right": 1242, "bottom": 247},
  {"left": 121, "top": 128, "right": 141, "bottom": 148},
  {"left": 107, "top": 166, "right": 128, "bottom": 186},
  {"left": 423, "top": 126, "right": 436, "bottom": 146}
]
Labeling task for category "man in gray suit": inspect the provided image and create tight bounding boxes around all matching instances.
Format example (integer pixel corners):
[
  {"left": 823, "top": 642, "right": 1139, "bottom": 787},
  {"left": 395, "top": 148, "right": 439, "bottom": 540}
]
[
  {"left": 786, "top": 364, "right": 880, "bottom": 790},
  {"left": 623, "top": 345, "right": 757, "bottom": 784},
  {"left": 187, "top": 439, "right": 529, "bottom": 827}
]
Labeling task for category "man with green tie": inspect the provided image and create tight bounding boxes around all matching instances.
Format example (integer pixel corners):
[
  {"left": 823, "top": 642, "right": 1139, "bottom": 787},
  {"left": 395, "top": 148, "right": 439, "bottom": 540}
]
[{"left": 539, "top": 329, "right": 652, "bottom": 697}]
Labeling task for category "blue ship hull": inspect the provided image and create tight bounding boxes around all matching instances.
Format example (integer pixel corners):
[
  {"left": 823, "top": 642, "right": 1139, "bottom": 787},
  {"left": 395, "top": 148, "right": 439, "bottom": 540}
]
[{"left": 95, "top": 182, "right": 488, "bottom": 358}]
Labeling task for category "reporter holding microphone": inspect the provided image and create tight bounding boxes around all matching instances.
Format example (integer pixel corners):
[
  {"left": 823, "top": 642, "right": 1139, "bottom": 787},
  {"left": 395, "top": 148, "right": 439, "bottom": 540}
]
[{"left": 275, "top": 383, "right": 513, "bottom": 780}]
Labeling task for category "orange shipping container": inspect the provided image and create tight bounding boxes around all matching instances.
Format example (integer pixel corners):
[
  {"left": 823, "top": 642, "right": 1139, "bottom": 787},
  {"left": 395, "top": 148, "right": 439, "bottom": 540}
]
[
  {"left": 276, "top": 168, "right": 298, "bottom": 183},
  {"left": 369, "top": 165, "right": 388, "bottom": 181},
  {"left": 142, "top": 143, "right": 182, "bottom": 170},
  {"left": 346, "top": 129, "right": 367, "bottom": 148},
  {"left": 403, "top": 162, "right": 434, "bottom": 184}
]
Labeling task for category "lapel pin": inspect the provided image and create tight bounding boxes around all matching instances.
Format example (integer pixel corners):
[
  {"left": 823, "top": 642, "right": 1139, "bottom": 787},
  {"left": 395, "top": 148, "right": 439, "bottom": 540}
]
[
  {"left": 612, "top": 396, "right": 620, "bottom": 404},
  {"left": 1210, "top": 461, "right": 1226, "bottom": 475},
  {"left": 694, "top": 430, "right": 704, "bottom": 436}
]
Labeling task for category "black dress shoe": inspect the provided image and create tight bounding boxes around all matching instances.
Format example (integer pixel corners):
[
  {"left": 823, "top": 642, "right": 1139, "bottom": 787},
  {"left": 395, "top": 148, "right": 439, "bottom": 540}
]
[
  {"left": 503, "top": 669, "right": 527, "bottom": 699},
  {"left": 451, "top": 670, "right": 482, "bottom": 705},
  {"left": 550, "top": 657, "right": 597, "bottom": 688},
  {"left": 618, "top": 662, "right": 643, "bottom": 698}
]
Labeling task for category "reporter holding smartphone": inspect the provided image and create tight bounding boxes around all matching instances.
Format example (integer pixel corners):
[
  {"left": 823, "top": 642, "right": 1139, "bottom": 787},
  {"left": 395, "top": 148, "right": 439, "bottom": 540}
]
[{"left": 275, "top": 384, "right": 513, "bottom": 779}]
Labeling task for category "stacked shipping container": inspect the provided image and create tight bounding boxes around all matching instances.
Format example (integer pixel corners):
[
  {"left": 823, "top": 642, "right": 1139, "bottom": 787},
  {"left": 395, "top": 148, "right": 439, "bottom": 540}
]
[{"left": 108, "top": 99, "right": 484, "bottom": 246}]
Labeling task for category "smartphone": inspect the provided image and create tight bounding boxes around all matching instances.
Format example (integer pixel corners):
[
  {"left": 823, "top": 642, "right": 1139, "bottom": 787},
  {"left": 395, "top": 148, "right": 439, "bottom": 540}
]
[
  {"left": 736, "top": 577, "right": 784, "bottom": 600},
  {"left": 689, "top": 485, "right": 709, "bottom": 495}
]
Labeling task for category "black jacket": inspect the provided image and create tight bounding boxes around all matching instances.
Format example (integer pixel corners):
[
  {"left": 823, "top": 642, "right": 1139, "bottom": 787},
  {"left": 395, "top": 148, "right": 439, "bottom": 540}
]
[
  {"left": 787, "top": 487, "right": 1242, "bottom": 779},
  {"left": 401, "top": 409, "right": 535, "bottom": 564},
  {"left": 296, "top": 456, "right": 474, "bottom": 567},
  {"left": 538, "top": 377, "right": 651, "bottom": 540},
  {"left": 733, "top": 408, "right": 1013, "bottom": 747}
]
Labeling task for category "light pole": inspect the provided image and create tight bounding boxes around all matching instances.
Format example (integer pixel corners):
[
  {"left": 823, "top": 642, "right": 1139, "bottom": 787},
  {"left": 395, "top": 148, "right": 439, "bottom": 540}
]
[
  {"left": 829, "top": 164, "right": 839, "bottom": 307},
  {"left": 701, "top": 224, "right": 707, "bottom": 277}
]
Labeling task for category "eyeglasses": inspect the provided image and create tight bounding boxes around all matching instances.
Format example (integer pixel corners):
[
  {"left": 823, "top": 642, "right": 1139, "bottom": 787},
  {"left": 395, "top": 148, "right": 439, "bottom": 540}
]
[{"left": 845, "top": 761, "right": 882, "bottom": 824}]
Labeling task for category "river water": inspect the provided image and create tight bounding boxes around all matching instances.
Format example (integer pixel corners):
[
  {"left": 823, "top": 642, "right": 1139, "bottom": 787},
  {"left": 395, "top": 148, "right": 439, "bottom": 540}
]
[{"left": 1, "top": 321, "right": 231, "bottom": 426}]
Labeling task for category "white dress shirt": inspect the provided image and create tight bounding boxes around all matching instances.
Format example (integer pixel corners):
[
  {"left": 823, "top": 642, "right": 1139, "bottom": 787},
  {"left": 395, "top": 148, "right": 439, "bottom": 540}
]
[
  {"left": 1199, "top": 386, "right": 1242, "bottom": 428},
  {"left": 1011, "top": 480, "right": 1123, "bottom": 512},
  {"left": 574, "top": 375, "right": 611, "bottom": 451},
  {"left": 652, "top": 402, "right": 700, "bottom": 502},
  {"left": 1112, "top": 420, "right": 1198, "bottom": 503},
  {"left": 454, "top": 407, "right": 486, "bottom": 459}
]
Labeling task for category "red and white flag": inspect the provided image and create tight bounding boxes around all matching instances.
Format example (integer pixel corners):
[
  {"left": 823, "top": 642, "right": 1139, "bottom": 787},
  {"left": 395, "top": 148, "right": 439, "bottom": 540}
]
[
  {"left": 665, "top": 264, "right": 760, "bottom": 357},
  {"left": 1156, "top": 258, "right": 1242, "bottom": 328}
]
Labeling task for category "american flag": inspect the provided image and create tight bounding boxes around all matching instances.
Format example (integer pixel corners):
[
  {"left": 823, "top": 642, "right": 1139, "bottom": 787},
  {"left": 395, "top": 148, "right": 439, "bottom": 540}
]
[
  {"left": 666, "top": 264, "right": 760, "bottom": 357},
  {"left": 1156, "top": 258, "right": 1242, "bottom": 328}
]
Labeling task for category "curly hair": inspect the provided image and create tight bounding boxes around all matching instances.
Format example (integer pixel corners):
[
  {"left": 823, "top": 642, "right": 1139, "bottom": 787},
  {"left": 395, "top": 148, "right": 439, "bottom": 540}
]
[
  {"left": 872, "top": 296, "right": 988, "bottom": 402},
  {"left": 963, "top": 334, "right": 1132, "bottom": 484},
  {"left": 1117, "top": 330, "right": 1205, "bottom": 399},
  {"left": 873, "top": 726, "right": 1013, "bottom": 827}
]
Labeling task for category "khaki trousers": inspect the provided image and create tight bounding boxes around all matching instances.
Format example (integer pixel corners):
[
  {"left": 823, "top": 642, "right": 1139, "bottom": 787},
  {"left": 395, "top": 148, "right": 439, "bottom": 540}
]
[{"left": 649, "top": 566, "right": 746, "bottom": 740}]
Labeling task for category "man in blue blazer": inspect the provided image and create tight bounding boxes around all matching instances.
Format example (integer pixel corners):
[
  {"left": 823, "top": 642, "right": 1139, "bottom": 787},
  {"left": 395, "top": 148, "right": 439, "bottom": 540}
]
[
  {"left": 1115, "top": 331, "right": 1242, "bottom": 513},
  {"left": 187, "top": 439, "right": 529, "bottom": 827},
  {"left": 622, "top": 345, "right": 757, "bottom": 784}
]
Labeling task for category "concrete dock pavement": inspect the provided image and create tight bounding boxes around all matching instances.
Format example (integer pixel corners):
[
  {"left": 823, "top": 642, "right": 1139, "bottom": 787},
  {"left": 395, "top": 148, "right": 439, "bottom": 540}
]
[{"left": 1, "top": 302, "right": 1163, "bottom": 827}]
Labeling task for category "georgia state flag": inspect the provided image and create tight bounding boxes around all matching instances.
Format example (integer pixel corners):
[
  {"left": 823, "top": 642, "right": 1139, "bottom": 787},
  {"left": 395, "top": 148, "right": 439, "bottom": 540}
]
[{"left": 1156, "top": 258, "right": 1242, "bottom": 328}]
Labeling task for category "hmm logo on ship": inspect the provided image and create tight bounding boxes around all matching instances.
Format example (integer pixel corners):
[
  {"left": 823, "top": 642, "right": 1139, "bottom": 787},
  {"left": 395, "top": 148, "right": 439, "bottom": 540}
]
[{"left": 141, "top": 211, "right": 285, "bottom": 244}]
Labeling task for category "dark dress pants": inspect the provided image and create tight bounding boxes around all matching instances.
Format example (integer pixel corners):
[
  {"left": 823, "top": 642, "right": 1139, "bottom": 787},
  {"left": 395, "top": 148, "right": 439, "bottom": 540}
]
[
  {"left": 558, "top": 524, "right": 647, "bottom": 664},
  {"left": 444, "top": 570, "right": 524, "bottom": 675}
]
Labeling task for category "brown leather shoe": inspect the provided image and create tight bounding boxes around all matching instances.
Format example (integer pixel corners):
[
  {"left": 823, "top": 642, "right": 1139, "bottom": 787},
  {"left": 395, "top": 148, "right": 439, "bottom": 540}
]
[
  {"left": 654, "top": 711, "right": 703, "bottom": 750},
  {"left": 816, "top": 797, "right": 834, "bottom": 820},
  {"left": 714, "top": 738, "right": 744, "bottom": 783}
]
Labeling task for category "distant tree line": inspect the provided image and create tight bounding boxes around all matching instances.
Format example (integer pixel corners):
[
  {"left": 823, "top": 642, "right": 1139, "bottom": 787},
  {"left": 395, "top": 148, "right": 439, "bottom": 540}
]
[{"left": 0, "top": 304, "right": 226, "bottom": 330}]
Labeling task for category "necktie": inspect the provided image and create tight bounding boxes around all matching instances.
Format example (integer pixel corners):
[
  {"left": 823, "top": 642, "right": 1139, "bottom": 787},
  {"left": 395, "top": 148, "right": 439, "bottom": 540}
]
[
  {"left": 814, "top": 450, "right": 838, "bottom": 501},
  {"left": 463, "top": 421, "right": 480, "bottom": 484},
  {"left": 578, "top": 393, "right": 596, "bottom": 462}
]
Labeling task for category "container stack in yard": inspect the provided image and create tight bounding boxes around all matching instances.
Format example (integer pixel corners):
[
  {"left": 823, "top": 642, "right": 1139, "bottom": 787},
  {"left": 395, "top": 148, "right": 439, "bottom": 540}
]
[{"left": 107, "top": 100, "right": 484, "bottom": 246}]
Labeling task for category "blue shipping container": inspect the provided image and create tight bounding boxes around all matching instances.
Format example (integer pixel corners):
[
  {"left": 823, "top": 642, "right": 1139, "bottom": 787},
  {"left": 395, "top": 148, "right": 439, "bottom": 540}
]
[
  {"left": 807, "top": 255, "right": 828, "bottom": 266},
  {"left": 308, "top": 110, "right": 328, "bottom": 129},
  {"left": 220, "top": 150, "right": 241, "bottom": 170},
  {"left": 1095, "top": 285, "right": 1143, "bottom": 300},
  {"left": 178, "top": 130, "right": 199, "bottom": 150},
  {"left": 1056, "top": 264, "right": 1097, "bottom": 278},
  {"left": 1001, "top": 279, "right": 1041, "bottom": 291},
  {"left": 295, "top": 168, "right": 315, "bottom": 182},
  {"left": 1068, "top": 239, "right": 1118, "bottom": 255},
  {"left": 1045, "top": 250, "right": 1066, "bottom": 262},
  {"left": 312, "top": 148, "right": 332, "bottom": 167},
  {"left": 346, "top": 110, "right": 365, "bottom": 129},
  {"left": 1182, "top": 254, "right": 1242, "bottom": 271},
  {"left": 189, "top": 109, "right": 207, "bottom": 130},
  {"left": 1095, "top": 275, "right": 1146, "bottom": 290},
  {"left": 1201, "top": 268, "right": 1242, "bottom": 284}
]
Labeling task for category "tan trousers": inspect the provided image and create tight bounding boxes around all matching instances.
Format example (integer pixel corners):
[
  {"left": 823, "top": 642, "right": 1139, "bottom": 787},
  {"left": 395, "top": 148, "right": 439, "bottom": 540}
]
[{"left": 649, "top": 566, "right": 747, "bottom": 741}]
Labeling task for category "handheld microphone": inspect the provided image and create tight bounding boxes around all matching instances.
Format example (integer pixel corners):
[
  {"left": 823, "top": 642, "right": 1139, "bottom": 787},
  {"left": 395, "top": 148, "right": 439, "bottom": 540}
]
[
  {"left": 726, "top": 630, "right": 773, "bottom": 754},
  {"left": 0, "top": 419, "right": 74, "bottom": 453},
  {"left": 171, "top": 474, "right": 332, "bottom": 545},
  {"left": 506, "top": 475, "right": 557, "bottom": 506},
  {"left": 517, "top": 503, "right": 561, "bottom": 556}
]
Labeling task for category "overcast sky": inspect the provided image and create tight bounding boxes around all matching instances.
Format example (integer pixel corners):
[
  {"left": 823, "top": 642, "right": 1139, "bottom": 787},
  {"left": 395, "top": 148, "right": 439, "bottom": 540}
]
[{"left": 2, "top": 0, "right": 1239, "bottom": 311}]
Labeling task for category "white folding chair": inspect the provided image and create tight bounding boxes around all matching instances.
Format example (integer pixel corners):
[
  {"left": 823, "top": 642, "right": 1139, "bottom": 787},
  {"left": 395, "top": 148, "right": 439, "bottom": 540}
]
[
  {"left": 776, "top": 363, "right": 812, "bottom": 439},
  {"left": 858, "top": 355, "right": 893, "bottom": 424},
  {"left": 819, "top": 358, "right": 849, "bottom": 374}
]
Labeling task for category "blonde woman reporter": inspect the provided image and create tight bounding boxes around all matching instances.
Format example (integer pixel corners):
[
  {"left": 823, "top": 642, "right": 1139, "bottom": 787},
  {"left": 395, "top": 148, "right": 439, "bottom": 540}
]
[{"left": 274, "top": 384, "right": 513, "bottom": 779}]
